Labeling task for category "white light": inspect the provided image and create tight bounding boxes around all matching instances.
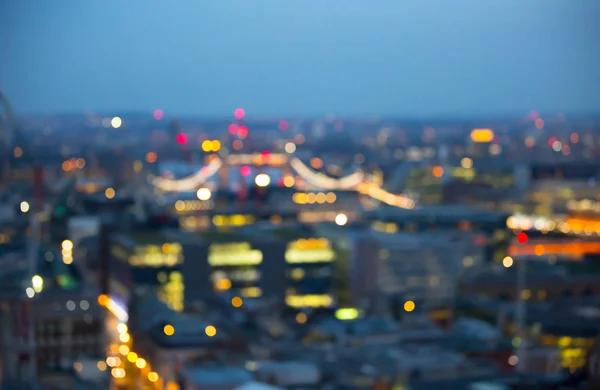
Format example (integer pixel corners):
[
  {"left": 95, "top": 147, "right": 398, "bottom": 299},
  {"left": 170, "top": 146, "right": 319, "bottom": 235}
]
[
  {"left": 117, "top": 323, "right": 128, "bottom": 334},
  {"left": 284, "top": 142, "right": 296, "bottom": 154},
  {"left": 66, "top": 300, "right": 76, "bottom": 311},
  {"left": 255, "top": 174, "right": 271, "bottom": 187},
  {"left": 25, "top": 287, "right": 35, "bottom": 298},
  {"left": 111, "top": 117, "right": 122, "bottom": 129},
  {"left": 106, "top": 297, "right": 129, "bottom": 322},
  {"left": 196, "top": 188, "right": 212, "bottom": 201},
  {"left": 508, "top": 355, "right": 519, "bottom": 366},
  {"left": 32, "top": 275, "right": 44, "bottom": 293},
  {"left": 20, "top": 201, "right": 30, "bottom": 213},
  {"left": 335, "top": 213, "right": 348, "bottom": 226},
  {"left": 62, "top": 240, "right": 74, "bottom": 251},
  {"left": 80, "top": 300, "right": 90, "bottom": 310}
]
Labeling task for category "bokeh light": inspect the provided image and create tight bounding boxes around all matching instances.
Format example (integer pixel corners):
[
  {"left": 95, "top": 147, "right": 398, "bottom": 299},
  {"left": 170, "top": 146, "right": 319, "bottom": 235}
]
[
  {"left": 153, "top": 109, "right": 164, "bottom": 120},
  {"left": 234, "top": 108, "right": 245, "bottom": 120}
]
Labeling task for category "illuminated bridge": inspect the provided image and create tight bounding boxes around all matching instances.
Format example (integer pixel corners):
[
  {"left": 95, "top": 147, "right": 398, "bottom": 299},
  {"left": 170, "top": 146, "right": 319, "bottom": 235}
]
[
  {"left": 149, "top": 153, "right": 417, "bottom": 209},
  {"left": 507, "top": 214, "right": 600, "bottom": 238},
  {"left": 508, "top": 239, "right": 600, "bottom": 259}
]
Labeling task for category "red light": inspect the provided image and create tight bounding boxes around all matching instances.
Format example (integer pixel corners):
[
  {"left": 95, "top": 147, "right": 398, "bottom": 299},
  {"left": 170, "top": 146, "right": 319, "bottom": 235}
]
[
  {"left": 234, "top": 108, "right": 245, "bottom": 120},
  {"left": 240, "top": 166, "right": 251, "bottom": 177},
  {"left": 228, "top": 124, "right": 238, "bottom": 135},
  {"left": 517, "top": 232, "right": 528, "bottom": 244},
  {"left": 153, "top": 109, "right": 164, "bottom": 120},
  {"left": 261, "top": 150, "right": 270, "bottom": 162},
  {"left": 278, "top": 120, "right": 289, "bottom": 131},
  {"left": 238, "top": 125, "right": 248, "bottom": 138},
  {"left": 529, "top": 111, "right": 539, "bottom": 121},
  {"left": 176, "top": 133, "right": 187, "bottom": 145},
  {"left": 548, "top": 137, "right": 557, "bottom": 147}
]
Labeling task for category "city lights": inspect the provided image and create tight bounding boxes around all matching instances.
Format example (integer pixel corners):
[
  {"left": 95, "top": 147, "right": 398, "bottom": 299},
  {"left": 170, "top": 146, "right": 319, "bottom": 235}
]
[
  {"left": 20, "top": 201, "right": 30, "bottom": 213},
  {"left": 404, "top": 300, "right": 416, "bottom": 312},
  {"left": 255, "top": 173, "right": 271, "bottom": 187},
  {"left": 32, "top": 275, "right": 44, "bottom": 293},
  {"left": 111, "top": 117, "right": 122, "bottom": 129},
  {"left": 105, "top": 187, "right": 115, "bottom": 199},
  {"left": 164, "top": 324, "right": 175, "bottom": 336},
  {"left": 470, "top": 128, "right": 494, "bottom": 143},
  {"left": 196, "top": 187, "right": 212, "bottom": 201},
  {"left": 232, "top": 296, "right": 243, "bottom": 307},
  {"left": 284, "top": 142, "right": 296, "bottom": 153},
  {"left": 205, "top": 325, "right": 217, "bottom": 337},
  {"left": 335, "top": 213, "right": 348, "bottom": 226}
]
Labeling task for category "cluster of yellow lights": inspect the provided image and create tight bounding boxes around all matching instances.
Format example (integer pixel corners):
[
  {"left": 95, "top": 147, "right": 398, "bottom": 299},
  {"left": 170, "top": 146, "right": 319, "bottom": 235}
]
[
  {"left": 357, "top": 183, "right": 416, "bottom": 209},
  {"left": 285, "top": 248, "right": 335, "bottom": 263},
  {"left": 158, "top": 271, "right": 184, "bottom": 312},
  {"left": 201, "top": 140, "right": 221, "bottom": 152},
  {"left": 174, "top": 199, "right": 214, "bottom": 212},
  {"left": 104, "top": 299, "right": 164, "bottom": 385},
  {"left": 507, "top": 214, "right": 600, "bottom": 236},
  {"left": 240, "top": 286, "right": 262, "bottom": 298},
  {"left": 470, "top": 128, "right": 495, "bottom": 143},
  {"left": 213, "top": 214, "right": 255, "bottom": 227},
  {"left": 285, "top": 238, "right": 334, "bottom": 263},
  {"left": 62, "top": 158, "right": 86, "bottom": 172},
  {"left": 227, "top": 153, "right": 288, "bottom": 167},
  {"left": 292, "top": 192, "right": 337, "bottom": 204},
  {"left": 568, "top": 199, "right": 600, "bottom": 213},
  {"left": 129, "top": 244, "right": 182, "bottom": 267},
  {"left": 508, "top": 242, "right": 600, "bottom": 258},
  {"left": 453, "top": 167, "right": 476, "bottom": 181},
  {"left": 62, "top": 239, "right": 73, "bottom": 265},
  {"left": 286, "top": 294, "right": 333, "bottom": 308},
  {"left": 372, "top": 221, "right": 399, "bottom": 234},
  {"left": 289, "top": 238, "right": 330, "bottom": 250},
  {"left": 208, "top": 242, "right": 263, "bottom": 266}
]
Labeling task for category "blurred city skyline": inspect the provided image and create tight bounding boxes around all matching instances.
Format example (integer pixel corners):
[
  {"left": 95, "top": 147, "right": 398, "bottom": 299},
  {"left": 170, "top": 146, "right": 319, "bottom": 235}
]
[{"left": 1, "top": 0, "right": 599, "bottom": 117}]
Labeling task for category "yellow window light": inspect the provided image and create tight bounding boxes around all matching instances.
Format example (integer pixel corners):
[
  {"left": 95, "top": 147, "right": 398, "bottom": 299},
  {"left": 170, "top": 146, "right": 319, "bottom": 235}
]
[{"left": 470, "top": 128, "right": 495, "bottom": 143}]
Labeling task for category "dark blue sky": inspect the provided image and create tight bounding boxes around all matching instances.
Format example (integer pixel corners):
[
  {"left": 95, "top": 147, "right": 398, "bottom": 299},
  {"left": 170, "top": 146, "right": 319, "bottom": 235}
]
[{"left": 1, "top": 0, "right": 599, "bottom": 117}]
